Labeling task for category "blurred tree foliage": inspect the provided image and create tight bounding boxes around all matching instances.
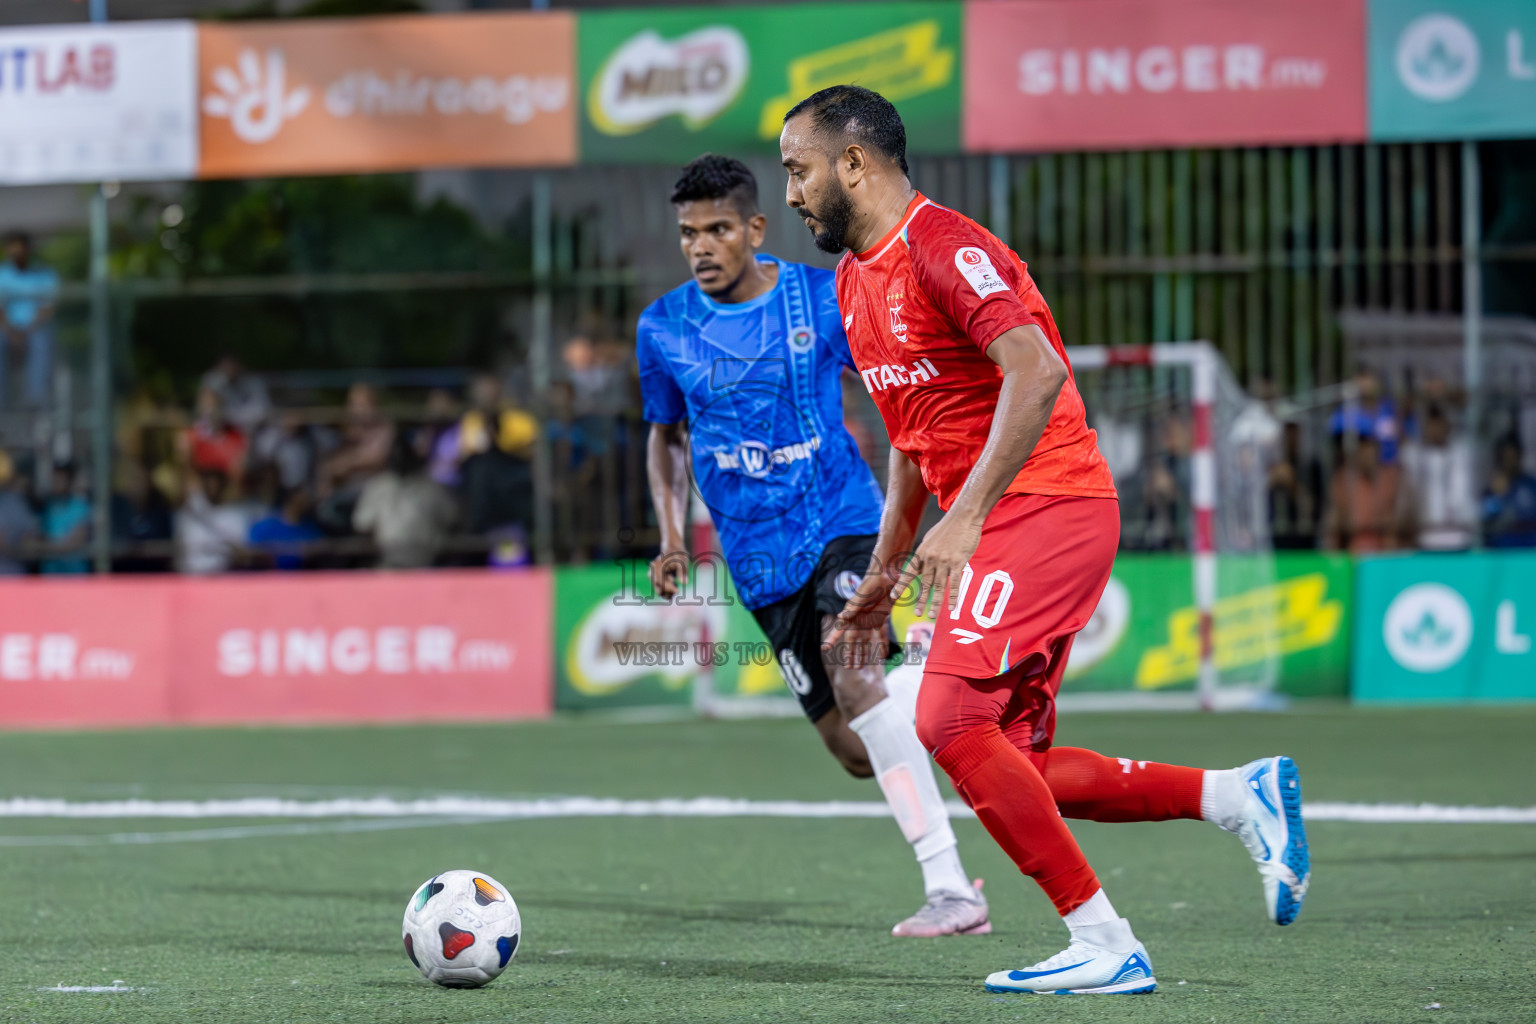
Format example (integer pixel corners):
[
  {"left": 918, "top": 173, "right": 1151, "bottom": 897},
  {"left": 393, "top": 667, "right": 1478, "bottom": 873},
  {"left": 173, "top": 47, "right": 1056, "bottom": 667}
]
[{"left": 113, "top": 174, "right": 529, "bottom": 396}]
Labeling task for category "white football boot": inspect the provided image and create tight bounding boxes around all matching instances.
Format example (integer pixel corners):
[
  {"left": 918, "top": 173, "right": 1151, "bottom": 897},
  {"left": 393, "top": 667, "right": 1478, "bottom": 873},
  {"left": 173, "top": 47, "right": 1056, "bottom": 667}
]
[
  {"left": 1232, "top": 755, "right": 1310, "bottom": 925},
  {"left": 984, "top": 919, "right": 1156, "bottom": 995}
]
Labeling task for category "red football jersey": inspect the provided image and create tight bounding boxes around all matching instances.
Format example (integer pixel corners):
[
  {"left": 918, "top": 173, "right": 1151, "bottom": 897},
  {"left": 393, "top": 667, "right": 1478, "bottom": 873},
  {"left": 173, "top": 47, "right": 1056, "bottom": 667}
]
[{"left": 835, "top": 193, "right": 1116, "bottom": 510}]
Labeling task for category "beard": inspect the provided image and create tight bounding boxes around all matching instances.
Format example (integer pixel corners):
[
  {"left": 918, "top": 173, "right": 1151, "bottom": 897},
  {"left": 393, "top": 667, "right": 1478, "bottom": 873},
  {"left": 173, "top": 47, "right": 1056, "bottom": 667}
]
[{"left": 799, "top": 180, "right": 856, "bottom": 253}]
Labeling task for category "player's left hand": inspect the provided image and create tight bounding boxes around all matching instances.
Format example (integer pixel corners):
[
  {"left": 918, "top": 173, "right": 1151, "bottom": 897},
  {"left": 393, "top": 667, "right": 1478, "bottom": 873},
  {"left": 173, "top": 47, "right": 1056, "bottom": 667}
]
[{"left": 892, "top": 512, "right": 984, "bottom": 619}]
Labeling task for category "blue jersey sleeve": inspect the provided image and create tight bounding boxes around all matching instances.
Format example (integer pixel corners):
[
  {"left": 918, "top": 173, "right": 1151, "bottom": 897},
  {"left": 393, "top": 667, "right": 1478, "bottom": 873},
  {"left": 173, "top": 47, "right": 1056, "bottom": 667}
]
[
  {"left": 810, "top": 268, "right": 857, "bottom": 372},
  {"left": 636, "top": 306, "right": 687, "bottom": 425}
]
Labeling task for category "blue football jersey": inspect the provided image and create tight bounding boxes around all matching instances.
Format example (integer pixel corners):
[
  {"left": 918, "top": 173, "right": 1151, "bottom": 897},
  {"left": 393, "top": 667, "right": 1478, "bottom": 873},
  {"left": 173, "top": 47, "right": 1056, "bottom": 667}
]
[{"left": 637, "top": 256, "right": 884, "bottom": 609}]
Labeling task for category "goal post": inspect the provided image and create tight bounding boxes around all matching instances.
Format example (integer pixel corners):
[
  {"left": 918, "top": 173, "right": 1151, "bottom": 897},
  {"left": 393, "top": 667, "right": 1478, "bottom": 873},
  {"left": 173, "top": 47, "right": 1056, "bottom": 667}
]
[{"left": 1066, "top": 341, "right": 1282, "bottom": 711}]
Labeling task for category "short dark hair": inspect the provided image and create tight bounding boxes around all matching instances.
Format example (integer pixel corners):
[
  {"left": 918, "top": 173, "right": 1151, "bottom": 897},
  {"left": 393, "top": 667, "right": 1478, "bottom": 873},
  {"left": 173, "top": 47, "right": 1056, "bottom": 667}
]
[
  {"left": 670, "top": 154, "right": 759, "bottom": 220},
  {"left": 2, "top": 230, "right": 30, "bottom": 248},
  {"left": 783, "top": 85, "right": 908, "bottom": 176}
]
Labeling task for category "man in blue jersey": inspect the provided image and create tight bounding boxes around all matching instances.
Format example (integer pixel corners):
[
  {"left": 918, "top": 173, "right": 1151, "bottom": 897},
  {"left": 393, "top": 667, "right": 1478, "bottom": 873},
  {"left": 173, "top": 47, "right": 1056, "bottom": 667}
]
[{"left": 637, "top": 154, "right": 989, "bottom": 936}]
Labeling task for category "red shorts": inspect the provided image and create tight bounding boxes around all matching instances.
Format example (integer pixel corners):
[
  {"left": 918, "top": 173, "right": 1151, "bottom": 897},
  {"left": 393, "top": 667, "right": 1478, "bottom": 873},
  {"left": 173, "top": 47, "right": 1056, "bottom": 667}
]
[{"left": 922, "top": 492, "right": 1119, "bottom": 684}]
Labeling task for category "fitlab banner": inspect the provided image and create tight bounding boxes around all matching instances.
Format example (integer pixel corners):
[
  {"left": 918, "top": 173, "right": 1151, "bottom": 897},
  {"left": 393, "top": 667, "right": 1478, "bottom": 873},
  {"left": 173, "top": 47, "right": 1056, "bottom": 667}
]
[
  {"left": 0, "top": 21, "right": 198, "bottom": 184},
  {"left": 577, "top": 2, "right": 962, "bottom": 164},
  {"left": 1353, "top": 552, "right": 1536, "bottom": 703},
  {"left": 196, "top": 13, "right": 576, "bottom": 178},
  {"left": 1370, "top": 0, "right": 1536, "bottom": 140},
  {"left": 963, "top": 0, "right": 1367, "bottom": 153},
  {"left": 0, "top": 570, "right": 552, "bottom": 729}
]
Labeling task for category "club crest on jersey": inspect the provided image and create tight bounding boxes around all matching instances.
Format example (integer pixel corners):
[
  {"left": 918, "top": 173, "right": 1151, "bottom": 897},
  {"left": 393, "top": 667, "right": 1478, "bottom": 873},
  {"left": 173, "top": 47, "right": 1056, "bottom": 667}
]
[
  {"left": 887, "top": 295, "right": 908, "bottom": 342},
  {"left": 955, "top": 246, "right": 1009, "bottom": 299},
  {"left": 788, "top": 326, "right": 815, "bottom": 351}
]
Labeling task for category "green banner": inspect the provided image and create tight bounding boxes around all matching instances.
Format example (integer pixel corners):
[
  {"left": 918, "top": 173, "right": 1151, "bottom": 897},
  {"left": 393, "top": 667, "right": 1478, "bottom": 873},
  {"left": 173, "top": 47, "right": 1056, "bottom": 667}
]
[
  {"left": 554, "top": 560, "right": 788, "bottom": 711},
  {"left": 1369, "top": 0, "right": 1536, "bottom": 140},
  {"left": 890, "top": 552, "right": 1350, "bottom": 698},
  {"left": 1352, "top": 552, "right": 1536, "bottom": 702},
  {"left": 577, "top": 2, "right": 962, "bottom": 164},
  {"left": 1033, "top": 553, "right": 1352, "bottom": 698}
]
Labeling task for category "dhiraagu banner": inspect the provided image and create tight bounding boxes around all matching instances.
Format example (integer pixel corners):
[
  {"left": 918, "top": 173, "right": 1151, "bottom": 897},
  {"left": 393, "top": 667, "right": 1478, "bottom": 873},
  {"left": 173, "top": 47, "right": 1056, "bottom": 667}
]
[
  {"left": 577, "top": 2, "right": 961, "bottom": 164},
  {"left": 1352, "top": 552, "right": 1536, "bottom": 702}
]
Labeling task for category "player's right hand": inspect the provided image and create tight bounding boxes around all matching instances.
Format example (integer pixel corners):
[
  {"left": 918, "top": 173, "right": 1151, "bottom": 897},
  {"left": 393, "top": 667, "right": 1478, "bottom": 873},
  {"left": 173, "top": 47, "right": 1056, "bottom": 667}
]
[
  {"left": 821, "top": 570, "right": 894, "bottom": 663},
  {"left": 648, "top": 549, "right": 690, "bottom": 600}
]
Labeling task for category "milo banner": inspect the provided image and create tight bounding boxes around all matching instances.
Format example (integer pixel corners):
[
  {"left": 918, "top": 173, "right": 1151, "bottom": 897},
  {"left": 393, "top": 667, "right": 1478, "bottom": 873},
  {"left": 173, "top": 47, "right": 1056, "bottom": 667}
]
[
  {"left": 577, "top": 2, "right": 962, "bottom": 164},
  {"left": 1353, "top": 552, "right": 1536, "bottom": 702},
  {"left": 555, "top": 560, "right": 790, "bottom": 710}
]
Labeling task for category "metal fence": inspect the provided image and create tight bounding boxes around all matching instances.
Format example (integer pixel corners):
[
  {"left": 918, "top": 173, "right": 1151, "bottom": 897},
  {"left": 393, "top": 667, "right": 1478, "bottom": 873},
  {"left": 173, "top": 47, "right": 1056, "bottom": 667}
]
[{"left": 9, "top": 140, "right": 1534, "bottom": 569}]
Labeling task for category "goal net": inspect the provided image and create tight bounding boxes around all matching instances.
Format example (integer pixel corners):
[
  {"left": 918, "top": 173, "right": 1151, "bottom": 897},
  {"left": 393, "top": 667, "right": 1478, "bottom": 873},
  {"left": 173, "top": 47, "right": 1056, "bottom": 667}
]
[{"left": 1065, "top": 342, "right": 1283, "bottom": 710}]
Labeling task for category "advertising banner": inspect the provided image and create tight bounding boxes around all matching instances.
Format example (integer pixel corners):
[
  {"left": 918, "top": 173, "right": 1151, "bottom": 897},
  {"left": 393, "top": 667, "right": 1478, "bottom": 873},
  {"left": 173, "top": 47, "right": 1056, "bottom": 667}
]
[
  {"left": 1353, "top": 552, "right": 1536, "bottom": 702},
  {"left": 1042, "top": 553, "right": 1352, "bottom": 698},
  {"left": 0, "top": 579, "right": 172, "bottom": 728},
  {"left": 197, "top": 13, "right": 576, "bottom": 178},
  {"left": 1369, "top": 0, "right": 1536, "bottom": 140},
  {"left": 963, "top": 0, "right": 1366, "bottom": 153},
  {"left": 0, "top": 571, "right": 553, "bottom": 730},
  {"left": 0, "top": 22, "right": 198, "bottom": 184},
  {"left": 578, "top": 2, "right": 962, "bottom": 164}
]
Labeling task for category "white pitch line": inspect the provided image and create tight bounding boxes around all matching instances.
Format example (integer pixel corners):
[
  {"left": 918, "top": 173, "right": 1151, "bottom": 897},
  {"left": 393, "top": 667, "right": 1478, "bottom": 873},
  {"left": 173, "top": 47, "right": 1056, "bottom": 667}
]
[{"left": 0, "top": 795, "right": 1533, "bottom": 824}]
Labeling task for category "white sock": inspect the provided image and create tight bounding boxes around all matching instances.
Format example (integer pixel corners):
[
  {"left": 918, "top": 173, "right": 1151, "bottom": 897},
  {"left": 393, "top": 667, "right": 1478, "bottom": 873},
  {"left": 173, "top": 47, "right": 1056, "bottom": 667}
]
[
  {"left": 1062, "top": 888, "right": 1118, "bottom": 930},
  {"left": 1064, "top": 892, "right": 1137, "bottom": 954},
  {"left": 1201, "top": 769, "right": 1245, "bottom": 831},
  {"left": 881, "top": 660, "right": 923, "bottom": 724},
  {"left": 847, "top": 697, "right": 971, "bottom": 898}
]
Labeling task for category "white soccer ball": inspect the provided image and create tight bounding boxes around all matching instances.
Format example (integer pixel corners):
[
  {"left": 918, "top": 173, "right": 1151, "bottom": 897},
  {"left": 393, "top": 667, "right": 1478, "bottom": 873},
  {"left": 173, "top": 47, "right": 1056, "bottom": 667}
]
[{"left": 402, "top": 869, "right": 521, "bottom": 988}]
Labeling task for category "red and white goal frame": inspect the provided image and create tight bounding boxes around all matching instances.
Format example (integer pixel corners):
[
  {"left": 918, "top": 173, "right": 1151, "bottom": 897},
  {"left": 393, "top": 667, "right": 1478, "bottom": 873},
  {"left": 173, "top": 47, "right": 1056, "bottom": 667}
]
[{"left": 1065, "top": 341, "right": 1223, "bottom": 711}]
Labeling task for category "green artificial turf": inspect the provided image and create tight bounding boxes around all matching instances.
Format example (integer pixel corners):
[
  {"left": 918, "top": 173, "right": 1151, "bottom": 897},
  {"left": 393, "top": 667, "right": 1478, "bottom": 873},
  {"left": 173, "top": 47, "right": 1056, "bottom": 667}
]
[{"left": 0, "top": 706, "right": 1532, "bottom": 1023}]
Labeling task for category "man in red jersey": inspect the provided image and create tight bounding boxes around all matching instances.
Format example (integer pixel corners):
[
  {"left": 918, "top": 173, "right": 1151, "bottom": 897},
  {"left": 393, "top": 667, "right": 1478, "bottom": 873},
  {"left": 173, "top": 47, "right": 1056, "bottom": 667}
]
[{"left": 780, "top": 86, "right": 1310, "bottom": 996}]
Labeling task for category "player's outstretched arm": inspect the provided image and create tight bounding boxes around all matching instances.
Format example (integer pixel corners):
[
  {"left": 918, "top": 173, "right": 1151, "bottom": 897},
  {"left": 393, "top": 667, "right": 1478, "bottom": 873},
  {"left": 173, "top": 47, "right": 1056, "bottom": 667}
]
[
  {"left": 646, "top": 421, "right": 691, "bottom": 598},
  {"left": 895, "top": 325, "right": 1068, "bottom": 617}
]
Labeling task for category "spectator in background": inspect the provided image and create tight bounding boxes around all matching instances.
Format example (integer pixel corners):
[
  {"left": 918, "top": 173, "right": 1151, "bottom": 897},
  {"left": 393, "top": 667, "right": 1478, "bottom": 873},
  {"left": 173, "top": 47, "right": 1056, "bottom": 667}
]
[
  {"left": 455, "top": 373, "right": 537, "bottom": 537},
  {"left": 1483, "top": 436, "right": 1536, "bottom": 548},
  {"left": 249, "top": 485, "right": 322, "bottom": 571},
  {"left": 564, "top": 335, "right": 630, "bottom": 418},
  {"left": 200, "top": 354, "right": 271, "bottom": 437},
  {"left": 353, "top": 434, "right": 457, "bottom": 569},
  {"left": 416, "top": 387, "right": 464, "bottom": 487},
  {"left": 40, "top": 462, "right": 91, "bottom": 573},
  {"left": 1329, "top": 369, "right": 1401, "bottom": 464},
  {"left": 181, "top": 386, "right": 247, "bottom": 481},
  {"left": 1401, "top": 404, "right": 1476, "bottom": 551},
  {"left": 1323, "top": 433, "right": 1403, "bottom": 553},
  {"left": 0, "top": 231, "right": 58, "bottom": 408},
  {"left": 0, "top": 451, "right": 37, "bottom": 575},
  {"left": 1268, "top": 422, "right": 1323, "bottom": 549},
  {"left": 317, "top": 382, "right": 393, "bottom": 499},
  {"left": 251, "top": 410, "right": 330, "bottom": 494},
  {"left": 176, "top": 469, "right": 249, "bottom": 574}
]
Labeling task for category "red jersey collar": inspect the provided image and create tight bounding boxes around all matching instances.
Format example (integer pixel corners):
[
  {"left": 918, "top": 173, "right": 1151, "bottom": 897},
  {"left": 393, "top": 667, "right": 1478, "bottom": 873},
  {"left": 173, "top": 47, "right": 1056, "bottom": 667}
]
[{"left": 854, "top": 192, "right": 930, "bottom": 263}]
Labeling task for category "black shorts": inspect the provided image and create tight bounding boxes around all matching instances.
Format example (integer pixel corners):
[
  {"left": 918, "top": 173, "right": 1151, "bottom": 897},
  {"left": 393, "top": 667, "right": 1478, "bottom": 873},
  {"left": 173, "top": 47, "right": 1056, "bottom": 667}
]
[{"left": 748, "top": 534, "right": 893, "bottom": 723}]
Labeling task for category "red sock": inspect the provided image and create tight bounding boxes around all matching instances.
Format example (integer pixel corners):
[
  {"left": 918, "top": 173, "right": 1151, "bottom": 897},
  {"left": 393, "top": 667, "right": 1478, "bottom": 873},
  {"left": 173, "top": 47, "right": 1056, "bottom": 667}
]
[
  {"left": 1038, "top": 747, "right": 1205, "bottom": 823},
  {"left": 934, "top": 724, "right": 1101, "bottom": 916}
]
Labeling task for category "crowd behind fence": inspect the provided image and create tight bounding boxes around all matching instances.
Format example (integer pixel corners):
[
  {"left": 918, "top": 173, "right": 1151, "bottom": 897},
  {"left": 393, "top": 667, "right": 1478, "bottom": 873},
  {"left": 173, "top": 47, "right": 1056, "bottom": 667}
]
[{"left": 1, "top": 140, "right": 1534, "bottom": 574}]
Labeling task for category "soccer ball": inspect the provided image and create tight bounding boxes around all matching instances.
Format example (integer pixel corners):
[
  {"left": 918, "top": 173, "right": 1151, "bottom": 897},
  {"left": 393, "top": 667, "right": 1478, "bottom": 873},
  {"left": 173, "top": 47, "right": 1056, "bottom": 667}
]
[{"left": 402, "top": 869, "right": 521, "bottom": 988}]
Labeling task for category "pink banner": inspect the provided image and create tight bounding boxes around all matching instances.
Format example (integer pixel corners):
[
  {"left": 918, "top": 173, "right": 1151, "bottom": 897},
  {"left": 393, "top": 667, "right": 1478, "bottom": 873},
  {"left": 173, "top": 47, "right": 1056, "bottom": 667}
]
[
  {"left": 963, "top": 0, "right": 1366, "bottom": 152},
  {"left": 0, "top": 570, "right": 552, "bottom": 730}
]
